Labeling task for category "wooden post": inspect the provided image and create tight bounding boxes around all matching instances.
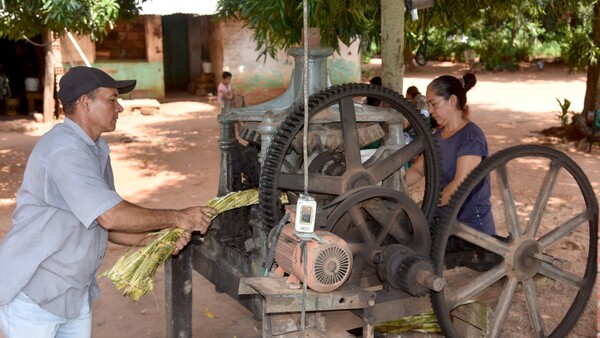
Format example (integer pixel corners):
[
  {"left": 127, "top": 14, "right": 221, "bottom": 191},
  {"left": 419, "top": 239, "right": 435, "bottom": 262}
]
[
  {"left": 165, "top": 244, "right": 193, "bottom": 338},
  {"left": 380, "top": 0, "right": 405, "bottom": 94},
  {"left": 42, "top": 31, "right": 56, "bottom": 123}
]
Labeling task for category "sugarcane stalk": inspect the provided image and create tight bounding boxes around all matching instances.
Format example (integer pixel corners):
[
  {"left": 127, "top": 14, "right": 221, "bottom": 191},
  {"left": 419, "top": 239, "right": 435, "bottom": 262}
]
[
  {"left": 102, "top": 189, "right": 288, "bottom": 301},
  {"left": 374, "top": 311, "right": 441, "bottom": 334}
]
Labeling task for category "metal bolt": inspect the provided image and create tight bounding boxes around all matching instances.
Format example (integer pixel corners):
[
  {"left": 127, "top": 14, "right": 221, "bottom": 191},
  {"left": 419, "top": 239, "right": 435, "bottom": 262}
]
[{"left": 373, "top": 252, "right": 383, "bottom": 264}]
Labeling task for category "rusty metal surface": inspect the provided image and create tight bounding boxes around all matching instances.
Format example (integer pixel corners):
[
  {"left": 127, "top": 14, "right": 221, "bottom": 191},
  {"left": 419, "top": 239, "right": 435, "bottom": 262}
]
[{"left": 239, "top": 277, "right": 376, "bottom": 313}]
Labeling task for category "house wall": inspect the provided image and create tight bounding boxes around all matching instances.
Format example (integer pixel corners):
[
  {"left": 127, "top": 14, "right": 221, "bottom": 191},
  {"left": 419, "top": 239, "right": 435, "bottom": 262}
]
[
  {"left": 59, "top": 15, "right": 166, "bottom": 99},
  {"left": 329, "top": 41, "right": 362, "bottom": 84},
  {"left": 60, "top": 35, "right": 96, "bottom": 65},
  {"left": 57, "top": 16, "right": 361, "bottom": 100},
  {"left": 188, "top": 16, "right": 212, "bottom": 83},
  {"left": 218, "top": 20, "right": 291, "bottom": 95},
  {"left": 218, "top": 19, "right": 361, "bottom": 95}
]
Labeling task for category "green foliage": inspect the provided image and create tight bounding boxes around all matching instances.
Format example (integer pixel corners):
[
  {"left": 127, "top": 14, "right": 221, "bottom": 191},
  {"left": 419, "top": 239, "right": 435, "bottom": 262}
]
[
  {"left": 215, "top": 0, "right": 599, "bottom": 72},
  {"left": 406, "top": 0, "right": 598, "bottom": 71},
  {"left": 216, "top": 0, "right": 379, "bottom": 60},
  {"left": 556, "top": 98, "right": 572, "bottom": 126},
  {"left": 562, "top": 29, "right": 600, "bottom": 74},
  {"left": 0, "top": 0, "right": 141, "bottom": 42}
]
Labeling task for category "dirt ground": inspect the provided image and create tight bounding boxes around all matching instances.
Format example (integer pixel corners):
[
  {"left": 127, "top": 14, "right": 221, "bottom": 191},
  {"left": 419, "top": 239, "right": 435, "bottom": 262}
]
[{"left": 0, "top": 61, "right": 598, "bottom": 337}]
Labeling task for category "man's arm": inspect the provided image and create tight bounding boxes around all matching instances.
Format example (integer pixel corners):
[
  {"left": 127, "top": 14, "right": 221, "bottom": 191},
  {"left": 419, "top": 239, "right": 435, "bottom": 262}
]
[
  {"left": 97, "top": 200, "right": 215, "bottom": 234},
  {"left": 108, "top": 231, "right": 148, "bottom": 246},
  {"left": 108, "top": 230, "right": 193, "bottom": 256}
]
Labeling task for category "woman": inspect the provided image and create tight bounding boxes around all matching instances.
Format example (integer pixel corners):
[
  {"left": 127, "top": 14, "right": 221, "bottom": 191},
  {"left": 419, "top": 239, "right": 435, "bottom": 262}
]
[{"left": 406, "top": 73, "right": 495, "bottom": 235}]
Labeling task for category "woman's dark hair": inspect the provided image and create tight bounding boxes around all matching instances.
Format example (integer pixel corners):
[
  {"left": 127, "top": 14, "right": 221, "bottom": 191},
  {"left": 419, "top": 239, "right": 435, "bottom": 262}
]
[
  {"left": 428, "top": 73, "right": 476, "bottom": 110},
  {"left": 369, "top": 76, "right": 382, "bottom": 86},
  {"left": 222, "top": 71, "right": 232, "bottom": 79},
  {"left": 406, "top": 85, "right": 420, "bottom": 99}
]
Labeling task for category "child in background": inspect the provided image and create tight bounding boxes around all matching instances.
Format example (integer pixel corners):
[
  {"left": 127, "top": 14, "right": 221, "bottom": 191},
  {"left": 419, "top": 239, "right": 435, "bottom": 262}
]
[
  {"left": 217, "top": 71, "right": 235, "bottom": 108},
  {"left": 406, "top": 86, "right": 428, "bottom": 112},
  {"left": 365, "top": 76, "right": 383, "bottom": 107},
  {"left": 404, "top": 85, "right": 433, "bottom": 143}
]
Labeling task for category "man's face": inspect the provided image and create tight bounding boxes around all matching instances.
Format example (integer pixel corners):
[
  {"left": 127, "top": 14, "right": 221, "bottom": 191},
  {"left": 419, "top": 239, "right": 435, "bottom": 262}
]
[{"left": 86, "top": 87, "right": 123, "bottom": 135}]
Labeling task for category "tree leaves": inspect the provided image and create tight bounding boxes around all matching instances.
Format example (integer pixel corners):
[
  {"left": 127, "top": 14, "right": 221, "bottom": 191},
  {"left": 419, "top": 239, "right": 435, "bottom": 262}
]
[
  {"left": 0, "top": 0, "right": 136, "bottom": 41},
  {"left": 216, "top": 0, "right": 378, "bottom": 60}
]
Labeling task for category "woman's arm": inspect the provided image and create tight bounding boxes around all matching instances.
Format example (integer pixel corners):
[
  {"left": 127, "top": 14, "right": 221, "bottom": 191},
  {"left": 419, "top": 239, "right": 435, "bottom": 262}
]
[
  {"left": 405, "top": 156, "right": 425, "bottom": 187},
  {"left": 438, "top": 155, "right": 481, "bottom": 206}
]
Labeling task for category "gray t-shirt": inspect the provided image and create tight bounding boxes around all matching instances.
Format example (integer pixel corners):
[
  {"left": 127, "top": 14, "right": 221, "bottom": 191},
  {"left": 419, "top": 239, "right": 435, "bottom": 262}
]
[{"left": 0, "top": 118, "right": 123, "bottom": 318}]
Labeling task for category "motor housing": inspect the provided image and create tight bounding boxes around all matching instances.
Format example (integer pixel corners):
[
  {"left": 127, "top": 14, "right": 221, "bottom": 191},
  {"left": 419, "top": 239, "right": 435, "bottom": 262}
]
[{"left": 273, "top": 223, "right": 353, "bottom": 292}]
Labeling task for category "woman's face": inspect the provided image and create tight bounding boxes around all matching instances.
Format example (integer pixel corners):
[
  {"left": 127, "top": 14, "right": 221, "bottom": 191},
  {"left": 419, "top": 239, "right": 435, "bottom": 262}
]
[{"left": 426, "top": 87, "right": 456, "bottom": 126}]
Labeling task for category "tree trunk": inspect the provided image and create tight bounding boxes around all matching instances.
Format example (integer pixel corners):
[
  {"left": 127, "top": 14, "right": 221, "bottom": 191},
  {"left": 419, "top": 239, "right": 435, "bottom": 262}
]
[
  {"left": 42, "top": 31, "right": 56, "bottom": 123},
  {"left": 582, "top": 0, "right": 600, "bottom": 119},
  {"left": 380, "top": 0, "right": 405, "bottom": 93}
]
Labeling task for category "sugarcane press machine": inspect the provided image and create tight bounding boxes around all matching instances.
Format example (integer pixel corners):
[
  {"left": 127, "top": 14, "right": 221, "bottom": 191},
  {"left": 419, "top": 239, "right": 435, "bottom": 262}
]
[{"left": 165, "top": 46, "right": 598, "bottom": 337}]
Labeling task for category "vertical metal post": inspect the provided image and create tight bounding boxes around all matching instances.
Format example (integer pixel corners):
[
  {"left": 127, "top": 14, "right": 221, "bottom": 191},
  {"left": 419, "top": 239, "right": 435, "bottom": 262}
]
[
  {"left": 382, "top": 121, "right": 406, "bottom": 192},
  {"left": 362, "top": 308, "right": 375, "bottom": 338},
  {"left": 262, "top": 301, "right": 273, "bottom": 338},
  {"left": 165, "top": 244, "right": 193, "bottom": 338},
  {"left": 218, "top": 121, "right": 237, "bottom": 195}
]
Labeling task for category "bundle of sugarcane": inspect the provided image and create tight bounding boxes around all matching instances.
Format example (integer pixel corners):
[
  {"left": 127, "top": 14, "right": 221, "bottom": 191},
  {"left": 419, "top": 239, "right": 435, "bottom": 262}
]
[
  {"left": 101, "top": 227, "right": 184, "bottom": 301},
  {"left": 375, "top": 311, "right": 441, "bottom": 334},
  {"left": 101, "top": 188, "right": 288, "bottom": 301}
]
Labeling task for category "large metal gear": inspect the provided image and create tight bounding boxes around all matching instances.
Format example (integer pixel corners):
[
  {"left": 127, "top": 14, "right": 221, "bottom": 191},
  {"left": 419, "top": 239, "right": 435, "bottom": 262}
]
[
  {"left": 431, "top": 144, "right": 598, "bottom": 337},
  {"left": 258, "top": 83, "right": 441, "bottom": 289},
  {"left": 259, "top": 83, "right": 441, "bottom": 230}
]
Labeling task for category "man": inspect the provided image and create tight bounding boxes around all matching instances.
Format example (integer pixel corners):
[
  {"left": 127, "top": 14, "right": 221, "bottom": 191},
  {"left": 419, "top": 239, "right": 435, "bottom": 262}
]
[{"left": 0, "top": 67, "right": 215, "bottom": 338}]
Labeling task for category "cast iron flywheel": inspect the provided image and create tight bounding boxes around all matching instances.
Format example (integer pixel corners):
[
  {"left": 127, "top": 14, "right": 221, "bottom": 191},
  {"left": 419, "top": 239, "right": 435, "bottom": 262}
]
[{"left": 431, "top": 144, "right": 598, "bottom": 338}]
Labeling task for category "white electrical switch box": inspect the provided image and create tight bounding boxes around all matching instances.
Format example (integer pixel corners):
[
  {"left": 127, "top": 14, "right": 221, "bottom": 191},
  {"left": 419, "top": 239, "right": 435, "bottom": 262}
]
[{"left": 295, "top": 194, "right": 317, "bottom": 233}]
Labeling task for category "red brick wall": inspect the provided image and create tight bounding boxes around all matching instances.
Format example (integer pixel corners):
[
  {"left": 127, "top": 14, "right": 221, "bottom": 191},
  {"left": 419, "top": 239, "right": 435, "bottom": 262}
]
[{"left": 96, "top": 18, "right": 147, "bottom": 60}]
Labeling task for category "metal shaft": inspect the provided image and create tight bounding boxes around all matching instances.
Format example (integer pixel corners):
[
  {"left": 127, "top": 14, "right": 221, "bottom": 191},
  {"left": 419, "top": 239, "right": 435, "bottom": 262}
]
[{"left": 416, "top": 270, "right": 445, "bottom": 292}]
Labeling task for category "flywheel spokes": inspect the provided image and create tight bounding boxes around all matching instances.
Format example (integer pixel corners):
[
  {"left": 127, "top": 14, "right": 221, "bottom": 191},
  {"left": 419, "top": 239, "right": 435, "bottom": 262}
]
[{"left": 432, "top": 145, "right": 597, "bottom": 338}]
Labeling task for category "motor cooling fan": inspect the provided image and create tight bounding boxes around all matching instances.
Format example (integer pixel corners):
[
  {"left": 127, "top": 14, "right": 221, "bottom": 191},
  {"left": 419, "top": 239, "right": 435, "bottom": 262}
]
[{"left": 273, "top": 223, "right": 353, "bottom": 292}]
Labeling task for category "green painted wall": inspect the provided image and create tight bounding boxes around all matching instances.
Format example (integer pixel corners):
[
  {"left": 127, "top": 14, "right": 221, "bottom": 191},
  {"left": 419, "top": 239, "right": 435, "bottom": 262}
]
[
  {"left": 234, "top": 69, "right": 292, "bottom": 94},
  {"left": 64, "top": 62, "right": 165, "bottom": 99},
  {"left": 233, "top": 60, "right": 361, "bottom": 94},
  {"left": 329, "top": 59, "right": 362, "bottom": 84}
]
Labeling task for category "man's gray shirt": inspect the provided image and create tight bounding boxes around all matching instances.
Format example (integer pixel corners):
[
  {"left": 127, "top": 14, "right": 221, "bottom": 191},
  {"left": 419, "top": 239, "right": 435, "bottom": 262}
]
[{"left": 0, "top": 118, "right": 123, "bottom": 318}]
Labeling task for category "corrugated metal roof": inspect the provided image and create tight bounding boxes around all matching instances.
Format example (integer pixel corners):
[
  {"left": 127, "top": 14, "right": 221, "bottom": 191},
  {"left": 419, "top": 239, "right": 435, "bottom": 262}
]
[{"left": 140, "top": 0, "right": 218, "bottom": 16}]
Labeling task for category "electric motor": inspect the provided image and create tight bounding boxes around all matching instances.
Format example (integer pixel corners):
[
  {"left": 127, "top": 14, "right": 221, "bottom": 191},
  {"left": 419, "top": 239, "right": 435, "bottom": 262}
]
[{"left": 273, "top": 223, "right": 353, "bottom": 292}]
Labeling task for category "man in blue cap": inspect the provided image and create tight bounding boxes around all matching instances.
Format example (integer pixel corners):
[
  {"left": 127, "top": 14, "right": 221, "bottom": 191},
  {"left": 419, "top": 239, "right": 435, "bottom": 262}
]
[{"left": 0, "top": 67, "right": 215, "bottom": 338}]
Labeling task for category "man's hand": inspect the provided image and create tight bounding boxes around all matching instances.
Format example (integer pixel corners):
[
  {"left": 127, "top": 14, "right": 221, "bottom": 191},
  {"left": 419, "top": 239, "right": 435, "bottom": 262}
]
[
  {"left": 177, "top": 206, "right": 216, "bottom": 234},
  {"left": 171, "top": 230, "right": 192, "bottom": 256},
  {"left": 171, "top": 206, "right": 216, "bottom": 255}
]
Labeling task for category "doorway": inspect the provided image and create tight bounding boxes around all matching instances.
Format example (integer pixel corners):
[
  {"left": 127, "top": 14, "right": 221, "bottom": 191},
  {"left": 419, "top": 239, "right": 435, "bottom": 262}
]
[
  {"left": 162, "top": 14, "right": 190, "bottom": 92},
  {"left": 0, "top": 38, "right": 44, "bottom": 116}
]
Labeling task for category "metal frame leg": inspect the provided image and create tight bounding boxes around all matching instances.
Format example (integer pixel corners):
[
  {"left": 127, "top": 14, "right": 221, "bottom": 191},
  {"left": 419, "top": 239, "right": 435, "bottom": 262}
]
[{"left": 165, "top": 244, "right": 193, "bottom": 338}]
